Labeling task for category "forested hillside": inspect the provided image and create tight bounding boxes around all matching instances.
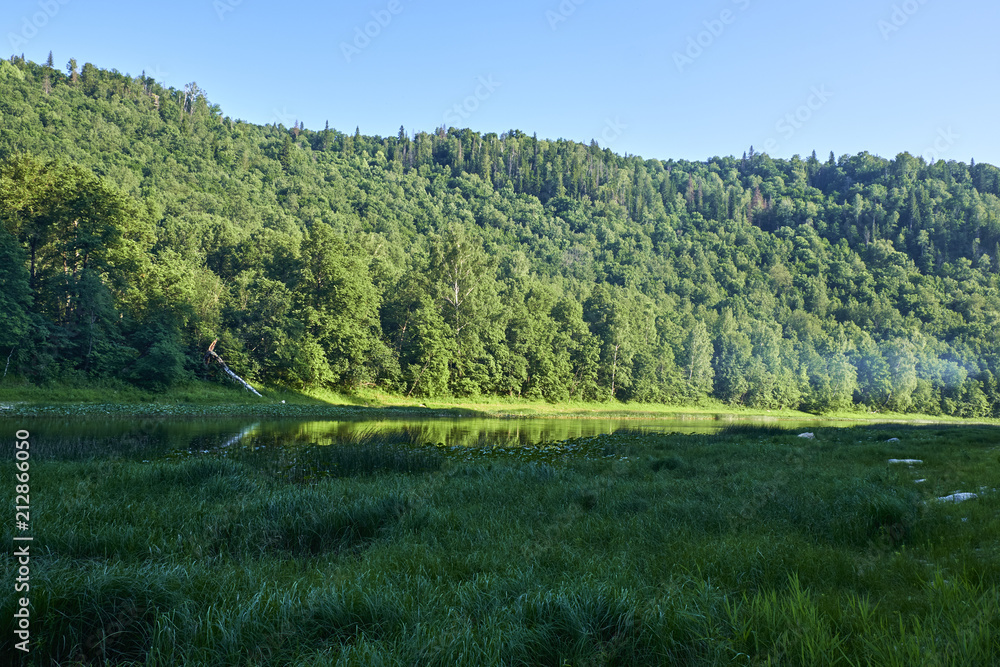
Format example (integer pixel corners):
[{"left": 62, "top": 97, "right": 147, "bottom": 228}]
[{"left": 2, "top": 55, "right": 1000, "bottom": 416}]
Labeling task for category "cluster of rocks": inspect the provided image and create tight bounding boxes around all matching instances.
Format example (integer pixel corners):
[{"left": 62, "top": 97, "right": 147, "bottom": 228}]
[
  {"left": 886, "top": 445, "right": 985, "bottom": 503},
  {"left": 793, "top": 433, "right": 991, "bottom": 507}
]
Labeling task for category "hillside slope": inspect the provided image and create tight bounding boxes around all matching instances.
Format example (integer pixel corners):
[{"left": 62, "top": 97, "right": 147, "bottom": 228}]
[{"left": 1, "top": 56, "right": 999, "bottom": 415}]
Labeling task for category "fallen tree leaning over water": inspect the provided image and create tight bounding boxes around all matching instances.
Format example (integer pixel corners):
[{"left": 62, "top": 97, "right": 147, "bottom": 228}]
[{"left": 203, "top": 339, "right": 262, "bottom": 397}]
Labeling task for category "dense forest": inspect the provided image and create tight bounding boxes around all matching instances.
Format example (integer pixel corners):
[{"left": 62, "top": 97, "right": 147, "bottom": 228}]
[{"left": 2, "top": 55, "right": 1000, "bottom": 416}]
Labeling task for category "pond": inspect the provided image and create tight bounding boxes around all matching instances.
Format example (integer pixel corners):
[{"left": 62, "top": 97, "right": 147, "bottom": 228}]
[{"left": 2, "top": 414, "right": 862, "bottom": 461}]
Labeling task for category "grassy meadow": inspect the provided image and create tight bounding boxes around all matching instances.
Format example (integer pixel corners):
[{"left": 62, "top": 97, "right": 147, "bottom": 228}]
[{"left": 2, "top": 424, "right": 998, "bottom": 665}]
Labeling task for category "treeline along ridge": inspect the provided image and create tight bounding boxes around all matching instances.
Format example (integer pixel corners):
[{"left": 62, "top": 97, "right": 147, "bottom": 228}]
[{"left": 2, "top": 55, "right": 1000, "bottom": 416}]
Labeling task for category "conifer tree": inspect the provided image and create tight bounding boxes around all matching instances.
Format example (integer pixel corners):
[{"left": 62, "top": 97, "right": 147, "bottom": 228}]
[{"left": 279, "top": 135, "right": 293, "bottom": 172}]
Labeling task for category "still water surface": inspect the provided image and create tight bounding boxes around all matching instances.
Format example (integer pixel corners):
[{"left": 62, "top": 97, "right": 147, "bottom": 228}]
[{"left": 2, "top": 415, "right": 860, "bottom": 459}]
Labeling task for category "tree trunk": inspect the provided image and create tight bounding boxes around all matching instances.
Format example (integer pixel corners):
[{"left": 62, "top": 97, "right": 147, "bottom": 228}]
[
  {"left": 204, "top": 339, "right": 262, "bottom": 397},
  {"left": 611, "top": 344, "right": 620, "bottom": 398}
]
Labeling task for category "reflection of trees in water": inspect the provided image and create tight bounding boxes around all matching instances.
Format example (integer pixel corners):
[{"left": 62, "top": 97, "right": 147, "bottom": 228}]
[
  {"left": 219, "top": 423, "right": 260, "bottom": 448},
  {"left": 7, "top": 416, "right": 854, "bottom": 460},
  {"left": 268, "top": 418, "right": 731, "bottom": 447}
]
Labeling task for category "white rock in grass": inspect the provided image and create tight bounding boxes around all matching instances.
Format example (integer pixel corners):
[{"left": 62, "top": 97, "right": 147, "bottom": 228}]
[
  {"left": 887, "top": 437, "right": 900, "bottom": 442},
  {"left": 914, "top": 479, "right": 927, "bottom": 483},
  {"left": 937, "top": 492, "right": 978, "bottom": 503},
  {"left": 798, "top": 432, "right": 815, "bottom": 439},
  {"left": 888, "top": 459, "right": 923, "bottom": 464}
]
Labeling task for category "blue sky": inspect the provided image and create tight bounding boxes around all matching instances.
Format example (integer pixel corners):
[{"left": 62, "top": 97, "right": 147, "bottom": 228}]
[{"left": 4, "top": 0, "right": 998, "bottom": 165}]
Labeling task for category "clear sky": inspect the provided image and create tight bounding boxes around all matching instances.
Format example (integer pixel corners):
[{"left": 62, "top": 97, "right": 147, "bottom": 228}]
[{"left": 4, "top": 0, "right": 998, "bottom": 165}]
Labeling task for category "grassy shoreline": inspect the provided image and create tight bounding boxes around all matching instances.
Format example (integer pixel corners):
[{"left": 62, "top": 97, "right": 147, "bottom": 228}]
[
  {"left": 1, "top": 380, "right": 997, "bottom": 425},
  {"left": 2, "top": 424, "right": 998, "bottom": 664}
]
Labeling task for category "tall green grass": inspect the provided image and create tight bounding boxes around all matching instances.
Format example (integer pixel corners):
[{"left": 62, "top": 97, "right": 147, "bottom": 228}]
[
  {"left": 227, "top": 431, "right": 444, "bottom": 483},
  {"left": 1, "top": 424, "right": 997, "bottom": 664}
]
